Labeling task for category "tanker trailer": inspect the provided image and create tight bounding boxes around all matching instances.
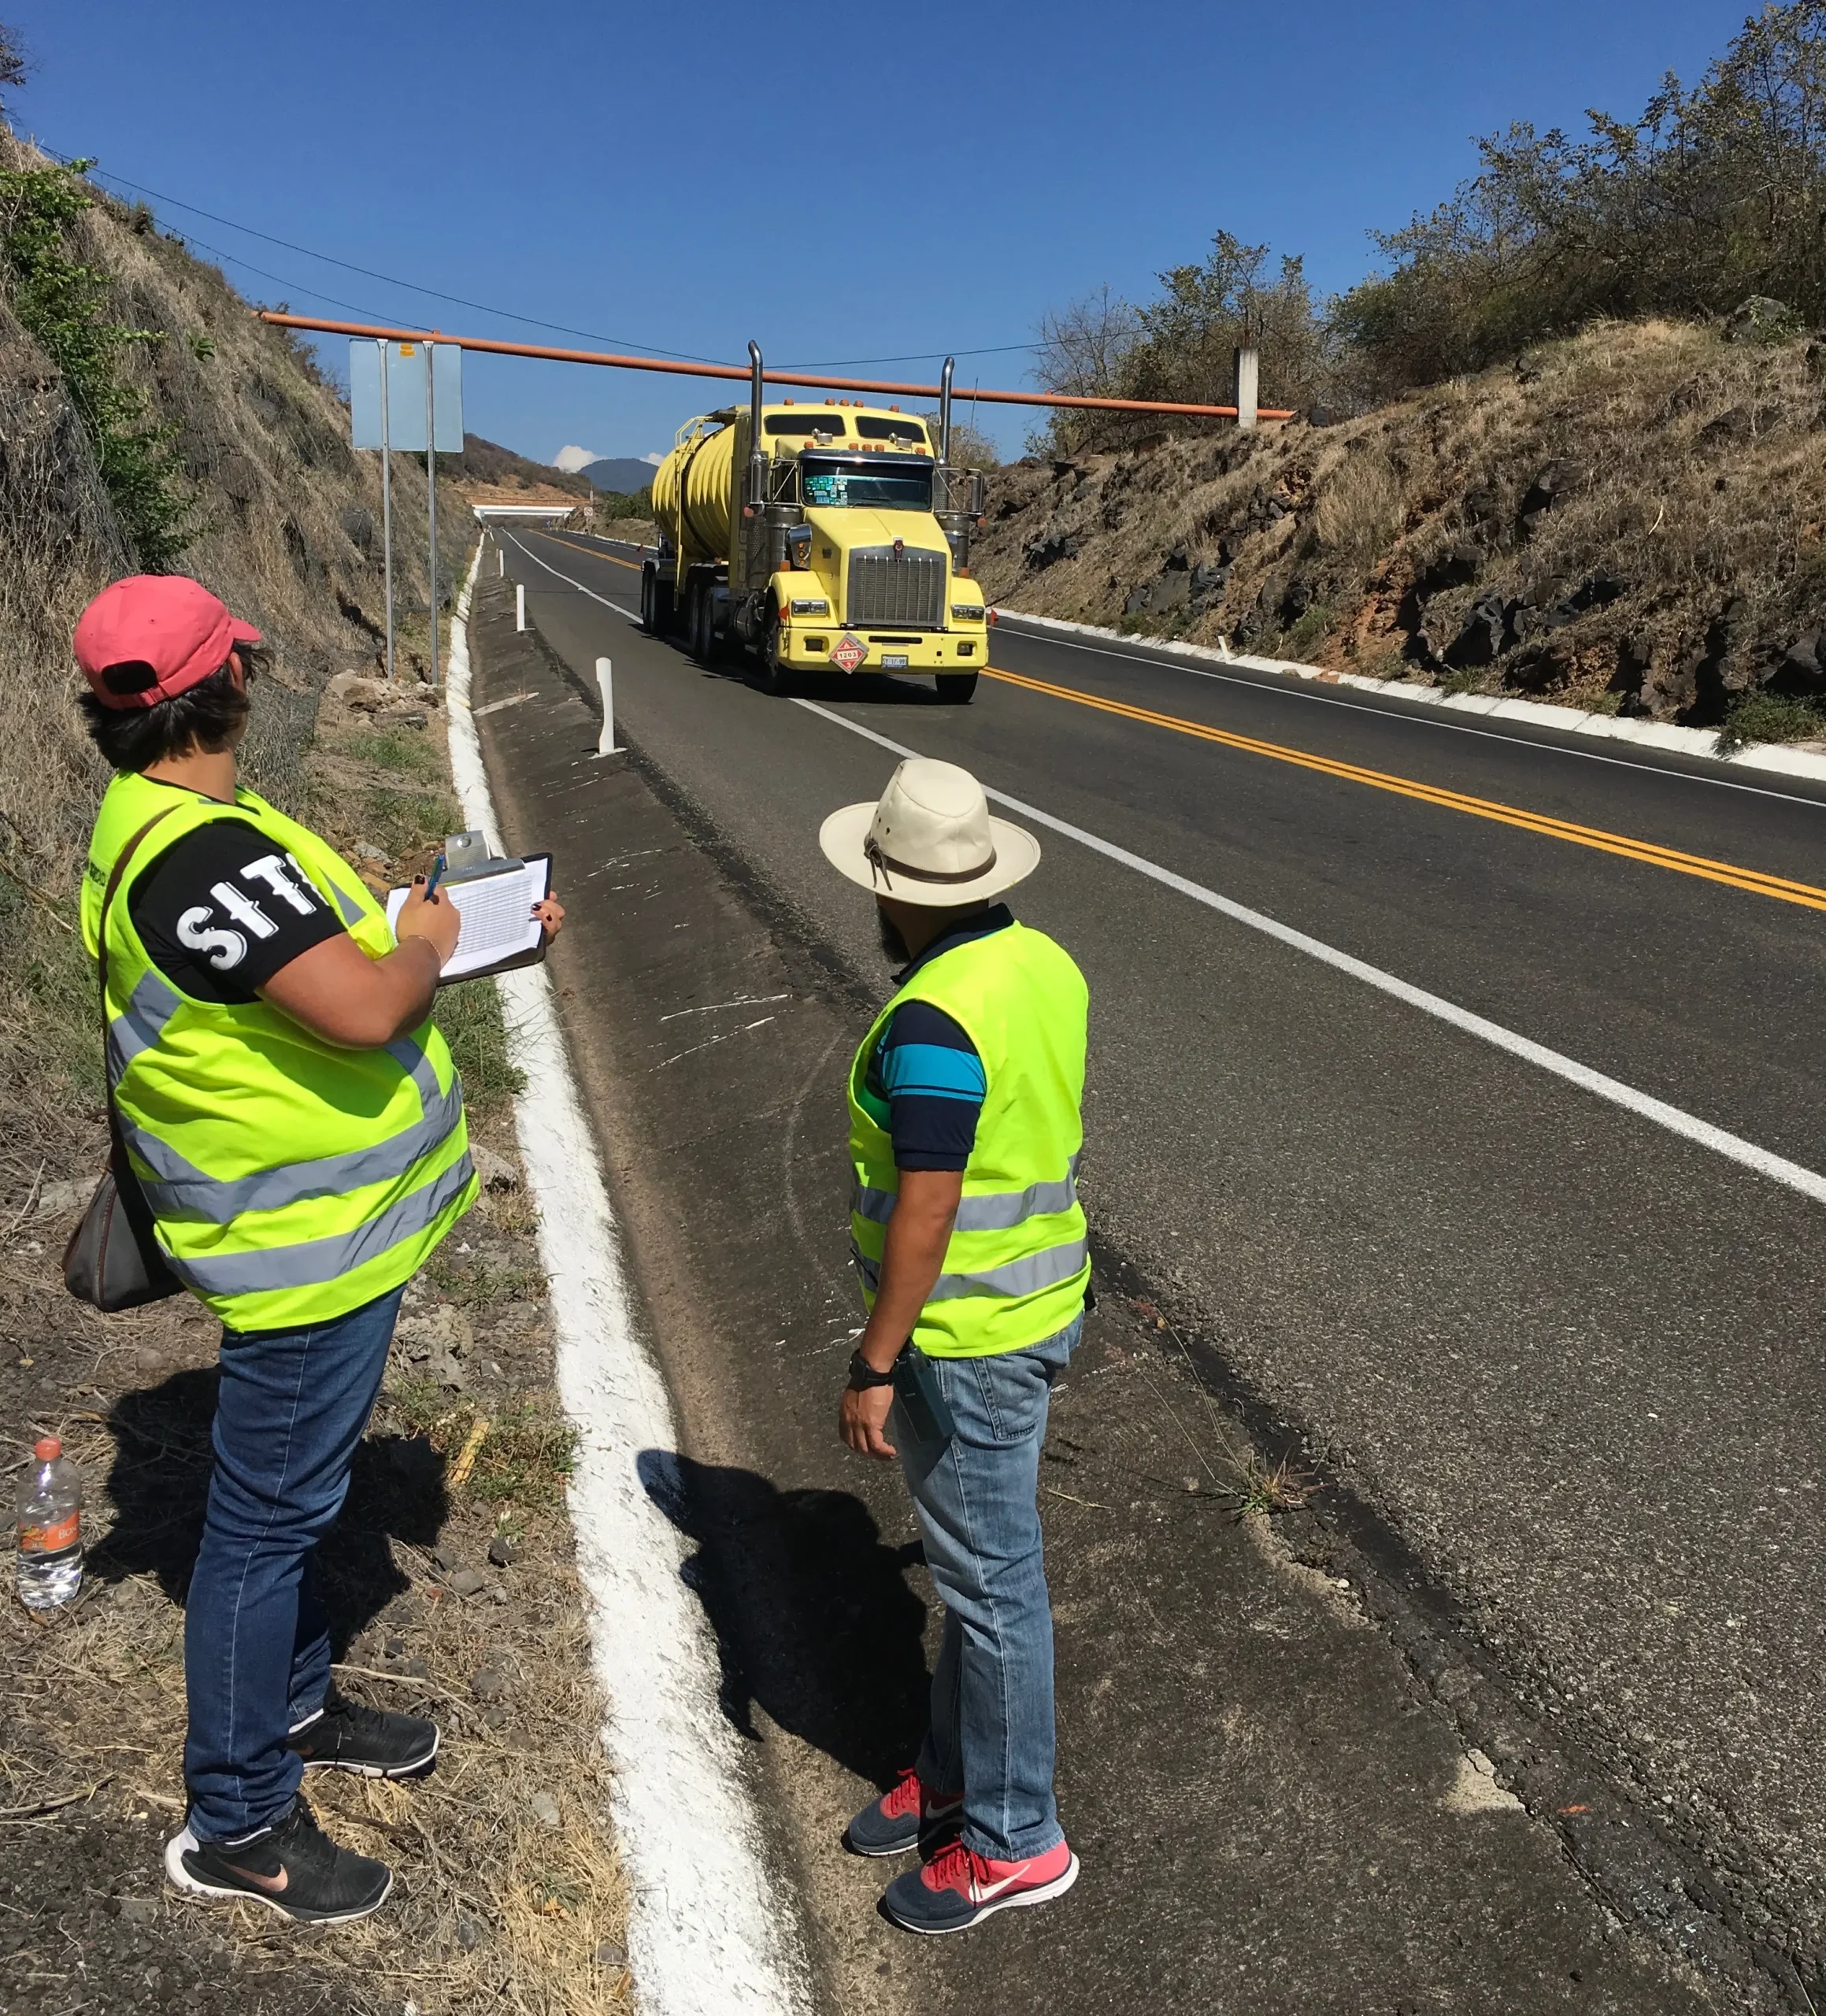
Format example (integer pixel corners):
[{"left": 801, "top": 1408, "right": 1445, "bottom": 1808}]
[{"left": 641, "top": 343, "right": 988, "bottom": 702}]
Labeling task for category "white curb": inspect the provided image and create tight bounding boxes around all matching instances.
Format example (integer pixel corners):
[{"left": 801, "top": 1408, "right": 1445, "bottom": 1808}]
[
  {"left": 996, "top": 608, "right": 1826, "bottom": 785},
  {"left": 446, "top": 544, "right": 813, "bottom": 2016}
]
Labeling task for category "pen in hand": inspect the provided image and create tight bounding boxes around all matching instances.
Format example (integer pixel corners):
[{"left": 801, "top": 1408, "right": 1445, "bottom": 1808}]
[{"left": 424, "top": 850, "right": 446, "bottom": 899}]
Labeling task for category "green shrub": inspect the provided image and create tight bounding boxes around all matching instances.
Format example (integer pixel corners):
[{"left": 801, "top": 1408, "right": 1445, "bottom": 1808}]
[
  {"left": 1717, "top": 689, "right": 1826, "bottom": 752},
  {"left": 0, "top": 158, "right": 194, "bottom": 567}
]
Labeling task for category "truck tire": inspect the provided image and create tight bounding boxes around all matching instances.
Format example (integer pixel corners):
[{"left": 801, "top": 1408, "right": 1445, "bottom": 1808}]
[
  {"left": 935, "top": 672, "right": 979, "bottom": 704},
  {"left": 756, "top": 611, "right": 795, "bottom": 696},
  {"left": 688, "top": 584, "right": 716, "bottom": 666}
]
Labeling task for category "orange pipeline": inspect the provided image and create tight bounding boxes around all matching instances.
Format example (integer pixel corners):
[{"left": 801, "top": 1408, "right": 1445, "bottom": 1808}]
[{"left": 253, "top": 311, "right": 1297, "bottom": 420}]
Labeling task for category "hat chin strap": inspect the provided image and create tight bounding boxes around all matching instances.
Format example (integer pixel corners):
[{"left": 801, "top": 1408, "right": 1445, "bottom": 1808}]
[{"left": 865, "top": 833, "right": 998, "bottom": 888}]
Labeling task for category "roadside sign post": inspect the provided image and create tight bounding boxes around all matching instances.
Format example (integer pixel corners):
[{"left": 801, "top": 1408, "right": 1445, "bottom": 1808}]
[
  {"left": 350, "top": 338, "right": 463, "bottom": 685},
  {"left": 379, "top": 344, "right": 394, "bottom": 680},
  {"left": 427, "top": 351, "right": 439, "bottom": 688}
]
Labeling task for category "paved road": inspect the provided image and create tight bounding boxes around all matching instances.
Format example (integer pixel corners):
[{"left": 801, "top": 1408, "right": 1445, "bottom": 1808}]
[{"left": 491, "top": 525, "right": 1826, "bottom": 1984}]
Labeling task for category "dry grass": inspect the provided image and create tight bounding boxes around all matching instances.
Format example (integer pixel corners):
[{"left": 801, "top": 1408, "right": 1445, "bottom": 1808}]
[
  {"left": 0, "top": 124, "right": 467, "bottom": 1196},
  {"left": 976, "top": 317, "right": 1826, "bottom": 739}
]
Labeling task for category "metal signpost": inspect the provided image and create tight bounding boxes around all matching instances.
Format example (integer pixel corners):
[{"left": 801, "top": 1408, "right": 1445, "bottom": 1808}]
[{"left": 350, "top": 338, "right": 464, "bottom": 682}]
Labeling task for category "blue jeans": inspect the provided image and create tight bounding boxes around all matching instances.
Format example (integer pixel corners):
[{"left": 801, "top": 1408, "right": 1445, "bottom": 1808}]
[
  {"left": 183, "top": 1286, "right": 405, "bottom": 1841},
  {"left": 894, "top": 1310, "right": 1081, "bottom": 1862}
]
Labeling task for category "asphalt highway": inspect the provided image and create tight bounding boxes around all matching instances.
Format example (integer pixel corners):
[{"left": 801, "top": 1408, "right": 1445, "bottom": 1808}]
[{"left": 492, "top": 524, "right": 1826, "bottom": 1971}]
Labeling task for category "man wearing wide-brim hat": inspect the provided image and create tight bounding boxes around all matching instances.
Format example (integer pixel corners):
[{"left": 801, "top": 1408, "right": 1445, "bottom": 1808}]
[{"left": 820, "top": 757, "right": 1089, "bottom": 1934}]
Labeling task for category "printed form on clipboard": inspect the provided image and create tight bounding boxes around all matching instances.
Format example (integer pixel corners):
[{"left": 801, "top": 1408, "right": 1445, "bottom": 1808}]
[{"left": 384, "top": 853, "right": 552, "bottom": 985}]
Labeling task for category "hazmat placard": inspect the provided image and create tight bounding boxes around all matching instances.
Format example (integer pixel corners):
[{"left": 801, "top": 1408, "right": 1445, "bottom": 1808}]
[{"left": 831, "top": 633, "right": 867, "bottom": 673}]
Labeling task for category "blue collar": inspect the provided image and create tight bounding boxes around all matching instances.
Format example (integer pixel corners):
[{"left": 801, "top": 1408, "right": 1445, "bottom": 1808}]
[{"left": 894, "top": 904, "right": 1014, "bottom": 987}]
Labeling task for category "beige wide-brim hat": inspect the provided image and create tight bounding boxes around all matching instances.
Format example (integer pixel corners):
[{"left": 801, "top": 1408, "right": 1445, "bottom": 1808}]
[{"left": 820, "top": 758, "right": 1041, "bottom": 906}]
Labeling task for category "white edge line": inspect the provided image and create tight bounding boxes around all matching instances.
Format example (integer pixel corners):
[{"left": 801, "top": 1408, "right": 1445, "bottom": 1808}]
[
  {"left": 997, "top": 607, "right": 1826, "bottom": 791},
  {"left": 450, "top": 543, "right": 815, "bottom": 2016},
  {"left": 499, "top": 525, "right": 641, "bottom": 621},
  {"left": 791, "top": 694, "right": 1826, "bottom": 1210}
]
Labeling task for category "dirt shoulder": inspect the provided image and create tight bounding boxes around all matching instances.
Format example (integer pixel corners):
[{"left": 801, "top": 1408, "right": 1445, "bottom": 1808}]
[
  {"left": 467, "top": 570, "right": 1739, "bottom": 2014},
  {"left": 0, "top": 664, "right": 627, "bottom": 2016}
]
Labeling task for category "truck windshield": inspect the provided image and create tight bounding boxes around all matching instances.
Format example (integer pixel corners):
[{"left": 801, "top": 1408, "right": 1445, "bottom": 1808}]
[{"left": 801, "top": 458, "right": 933, "bottom": 511}]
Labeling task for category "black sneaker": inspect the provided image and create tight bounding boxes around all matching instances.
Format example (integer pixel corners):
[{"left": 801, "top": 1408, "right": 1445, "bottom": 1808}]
[
  {"left": 287, "top": 1683, "right": 439, "bottom": 1778},
  {"left": 165, "top": 1799, "right": 392, "bottom": 1923}
]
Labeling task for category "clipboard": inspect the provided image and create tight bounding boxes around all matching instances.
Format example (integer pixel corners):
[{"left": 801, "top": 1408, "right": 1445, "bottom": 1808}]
[{"left": 385, "top": 851, "right": 553, "bottom": 986}]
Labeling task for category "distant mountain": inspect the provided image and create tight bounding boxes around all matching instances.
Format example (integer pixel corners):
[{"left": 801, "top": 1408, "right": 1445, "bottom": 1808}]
[
  {"left": 580, "top": 457, "right": 658, "bottom": 495},
  {"left": 457, "top": 433, "right": 591, "bottom": 497}
]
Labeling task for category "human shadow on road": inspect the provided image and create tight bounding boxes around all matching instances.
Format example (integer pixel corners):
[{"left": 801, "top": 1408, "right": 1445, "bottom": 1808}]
[
  {"left": 98, "top": 1369, "right": 448, "bottom": 1659},
  {"left": 639, "top": 1448, "right": 931, "bottom": 1791}
]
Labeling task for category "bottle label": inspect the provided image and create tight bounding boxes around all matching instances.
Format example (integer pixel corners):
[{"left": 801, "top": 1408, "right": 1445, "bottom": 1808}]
[{"left": 19, "top": 1513, "right": 80, "bottom": 1555}]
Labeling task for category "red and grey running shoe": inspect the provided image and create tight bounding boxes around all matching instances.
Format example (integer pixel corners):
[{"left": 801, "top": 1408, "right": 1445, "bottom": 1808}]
[
  {"left": 844, "top": 1768, "right": 965, "bottom": 1858},
  {"left": 880, "top": 1835, "right": 1079, "bottom": 1934}
]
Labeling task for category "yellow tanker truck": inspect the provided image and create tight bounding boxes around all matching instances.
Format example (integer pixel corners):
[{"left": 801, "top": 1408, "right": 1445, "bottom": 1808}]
[{"left": 641, "top": 345, "right": 989, "bottom": 701}]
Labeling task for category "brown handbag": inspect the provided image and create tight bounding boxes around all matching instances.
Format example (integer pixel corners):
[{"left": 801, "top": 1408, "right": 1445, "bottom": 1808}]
[{"left": 63, "top": 810, "right": 185, "bottom": 1313}]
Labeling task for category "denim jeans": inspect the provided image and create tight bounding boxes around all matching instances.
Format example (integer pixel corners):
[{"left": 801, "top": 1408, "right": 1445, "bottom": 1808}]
[
  {"left": 894, "top": 1309, "right": 1081, "bottom": 1862},
  {"left": 182, "top": 1285, "right": 405, "bottom": 1841}
]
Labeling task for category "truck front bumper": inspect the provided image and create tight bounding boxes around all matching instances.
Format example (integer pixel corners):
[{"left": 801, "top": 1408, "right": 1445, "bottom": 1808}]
[{"left": 778, "top": 628, "right": 984, "bottom": 671}]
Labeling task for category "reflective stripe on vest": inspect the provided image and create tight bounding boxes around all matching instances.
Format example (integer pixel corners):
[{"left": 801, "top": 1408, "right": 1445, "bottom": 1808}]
[
  {"left": 122, "top": 1038, "right": 462, "bottom": 1223},
  {"left": 81, "top": 772, "right": 476, "bottom": 1330},
  {"left": 852, "top": 1233, "right": 1090, "bottom": 1303},
  {"left": 851, "top": 1152, "right": 1081, "bottom": 1234},
  {"left": 168, "top": 1151, "right": 477, "bottom": 1300}
]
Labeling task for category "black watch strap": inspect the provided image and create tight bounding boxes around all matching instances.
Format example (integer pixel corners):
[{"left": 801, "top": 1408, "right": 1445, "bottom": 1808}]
[{"left": 847, "top": 1349, "right": 898, "bottom": 1390}]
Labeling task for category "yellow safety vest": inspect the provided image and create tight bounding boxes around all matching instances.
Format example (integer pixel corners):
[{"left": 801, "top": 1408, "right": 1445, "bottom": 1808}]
[
  {"left": 847, "top": 922, "right": 1090, "bottom": 1359},
  {"left": 81, "top": 771, "right": 476, "bottom": 1332}
]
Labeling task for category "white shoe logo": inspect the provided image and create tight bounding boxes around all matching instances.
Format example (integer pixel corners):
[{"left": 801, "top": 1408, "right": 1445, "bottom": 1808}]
[{"left": 970, "top": 1862, "right": 1031, "bottom": 1902}]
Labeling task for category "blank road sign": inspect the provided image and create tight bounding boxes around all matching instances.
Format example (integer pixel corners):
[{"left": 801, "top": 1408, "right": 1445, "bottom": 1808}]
[{"left": 349, "top": 339, "right": 464, "bottom": 452}]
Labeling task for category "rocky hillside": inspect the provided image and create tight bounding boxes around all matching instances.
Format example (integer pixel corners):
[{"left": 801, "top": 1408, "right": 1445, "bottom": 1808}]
[
  {"left": 976, "top": 317, "right": 1826, "bottom": 747},
  {"left": 0, "top": 128, "right": 461, "bottom": 1167}
]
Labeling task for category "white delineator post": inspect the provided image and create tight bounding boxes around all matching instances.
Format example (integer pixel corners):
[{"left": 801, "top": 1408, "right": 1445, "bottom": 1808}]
[
  {"left": 516, "top": 582, "right": 527, "bottom": 632},
  {"left": 595, "top": 657, "right": 617, "bottom": 756},
  {"left": 1234, "top": 344, "right": 1260, "bottom": 432},
  {"left": 498, "top": 544, "right": 505, "bottom": 576}
]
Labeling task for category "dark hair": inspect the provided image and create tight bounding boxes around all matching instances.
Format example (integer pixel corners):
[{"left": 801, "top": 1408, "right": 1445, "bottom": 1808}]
[{"left": 79, "top": 652, "right": 257, "bottom": 772}]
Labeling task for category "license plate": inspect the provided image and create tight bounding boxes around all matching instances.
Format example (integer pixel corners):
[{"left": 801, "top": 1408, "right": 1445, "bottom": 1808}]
[{"left": 881, "top": 654, "right": 909, "bottom": 669}]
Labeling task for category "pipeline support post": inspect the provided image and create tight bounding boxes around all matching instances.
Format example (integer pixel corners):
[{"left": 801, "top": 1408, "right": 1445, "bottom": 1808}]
[
  {"left": 1234, "top": 346, "right": 1260, "bottom": 432},
  {"left": 595, "top": 657, "right": 616, "bottom": 757}
]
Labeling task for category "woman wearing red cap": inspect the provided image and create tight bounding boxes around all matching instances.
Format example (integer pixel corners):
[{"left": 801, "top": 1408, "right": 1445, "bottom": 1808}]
[{"left": 74, "top": 573, "right": 560, "bottom": 1922}]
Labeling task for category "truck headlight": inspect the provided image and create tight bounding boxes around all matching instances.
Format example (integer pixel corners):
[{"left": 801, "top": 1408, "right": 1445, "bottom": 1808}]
[
  {"left": 951, "top": 602, "right": 985, "bottom": 622},
  {"left": 785, "top": 525, "right": 813, "bottom": 570},
  {"left": 790, "top": 598, "right": 830, "bottom": 617}
]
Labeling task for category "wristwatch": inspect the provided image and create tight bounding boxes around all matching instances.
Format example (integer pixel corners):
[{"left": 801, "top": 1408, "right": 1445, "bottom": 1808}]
[{"left": 847, "top": 1349, "right": 898, "bottom": 1390}]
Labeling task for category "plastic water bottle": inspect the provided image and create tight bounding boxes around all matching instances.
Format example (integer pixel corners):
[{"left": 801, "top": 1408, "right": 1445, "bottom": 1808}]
[{"left": 15, "top": 1436, "right": 83, "bottom": 1610}]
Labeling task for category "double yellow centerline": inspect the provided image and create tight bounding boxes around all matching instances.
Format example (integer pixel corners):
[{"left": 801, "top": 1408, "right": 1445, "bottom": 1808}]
[{"left": 983, "top": 664, "right": 1826, "bottom": 914}]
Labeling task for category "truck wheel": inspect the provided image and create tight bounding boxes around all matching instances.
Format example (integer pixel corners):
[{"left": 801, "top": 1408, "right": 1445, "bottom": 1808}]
[
  {"left": 688, "top": 585, "right": 712, "bottom": 664},
  {"left": 935, "top": 672, "right": 979, "bottom": 704},
  {"left": 757, "top": 613, "right": 795, "bottom": 696},
  {"left": 640, "top": 571, "right": 655, "bottom": 632}
]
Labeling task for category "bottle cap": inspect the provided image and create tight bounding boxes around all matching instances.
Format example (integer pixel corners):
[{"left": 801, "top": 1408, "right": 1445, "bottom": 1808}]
[{"left": 33, "top": 1436, "right": 60, "bottom": 1461}]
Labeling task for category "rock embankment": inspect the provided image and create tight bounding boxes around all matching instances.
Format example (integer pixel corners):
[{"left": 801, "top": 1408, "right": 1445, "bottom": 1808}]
[{"left": 974, "top": 318, "right": 1826, "bottom": 744}]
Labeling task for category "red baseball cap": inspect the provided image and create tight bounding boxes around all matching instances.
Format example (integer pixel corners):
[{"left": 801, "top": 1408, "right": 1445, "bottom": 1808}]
[{"left": 73, "top": 575, "right": 261, "bottom": 711}]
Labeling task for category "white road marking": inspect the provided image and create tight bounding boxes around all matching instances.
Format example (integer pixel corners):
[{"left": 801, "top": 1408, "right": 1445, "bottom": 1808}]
[
  {"left": 791, "top": 696, "right": 1826, "bottom": 1210},
  {"left": 498, "top": 527, "right": 640, "bottom": 621},
  {"left": 995, "top": 616, "right": 1826, "bottom": 810},
  {"left": 450, "top": 547, "right": 813, "bottom": 2016}
]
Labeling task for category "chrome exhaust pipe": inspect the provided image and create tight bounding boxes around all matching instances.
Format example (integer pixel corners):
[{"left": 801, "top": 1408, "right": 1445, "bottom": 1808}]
[{"left": 939, "top": 355, "right": 955, "bottom": 465}]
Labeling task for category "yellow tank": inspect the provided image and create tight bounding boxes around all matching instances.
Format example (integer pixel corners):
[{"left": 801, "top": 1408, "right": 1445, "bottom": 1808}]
[{"left": 650, "top": 415, "right": 738, "bottom": 569}]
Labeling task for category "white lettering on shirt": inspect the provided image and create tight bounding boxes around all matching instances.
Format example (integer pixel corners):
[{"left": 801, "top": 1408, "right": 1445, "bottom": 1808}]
[
  {"left": 242, "top": 853, "right": 318, "bottom": 915},
  {"left": 209, "top": 880, "right": 278, "bottom": 939},
  {"left": 176, "top": 907, "right": 249, "bottom": 972}
]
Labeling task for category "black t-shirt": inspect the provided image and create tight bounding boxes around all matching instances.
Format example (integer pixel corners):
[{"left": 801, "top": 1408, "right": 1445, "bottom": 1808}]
[{"left": 128, "top": 817, "right": 347, "bottom": 1005}]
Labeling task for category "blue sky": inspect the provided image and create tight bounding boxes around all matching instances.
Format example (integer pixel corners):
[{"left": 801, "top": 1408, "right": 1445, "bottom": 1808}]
[{"left": 14, "top": 0, "right": 1756, "bottom": 462}]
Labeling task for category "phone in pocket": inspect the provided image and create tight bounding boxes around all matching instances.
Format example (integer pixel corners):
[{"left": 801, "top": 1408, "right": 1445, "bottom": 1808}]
[{"left": 892, "top": 1344, "right": 957, "bottom": 1446}]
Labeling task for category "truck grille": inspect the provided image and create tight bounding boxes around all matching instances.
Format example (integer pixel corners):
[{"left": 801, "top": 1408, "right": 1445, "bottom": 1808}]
[{"left": 846, "top": 546, "right": 946, "bottom": 629}]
